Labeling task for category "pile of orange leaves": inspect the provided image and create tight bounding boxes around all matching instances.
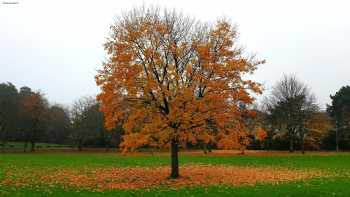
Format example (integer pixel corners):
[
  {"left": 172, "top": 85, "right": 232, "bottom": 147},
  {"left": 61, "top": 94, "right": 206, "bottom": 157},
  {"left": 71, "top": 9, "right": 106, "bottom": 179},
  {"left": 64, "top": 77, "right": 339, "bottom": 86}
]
[{"left": 1, "top": 165, "right": 324, "bottom": 191}]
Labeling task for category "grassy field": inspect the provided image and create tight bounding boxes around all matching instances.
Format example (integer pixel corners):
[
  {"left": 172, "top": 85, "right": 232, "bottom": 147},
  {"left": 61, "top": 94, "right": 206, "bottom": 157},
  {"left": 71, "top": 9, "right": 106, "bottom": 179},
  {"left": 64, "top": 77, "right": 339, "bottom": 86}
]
[{"left": 1, "top": 151, "right": 350, "bottom": 196}]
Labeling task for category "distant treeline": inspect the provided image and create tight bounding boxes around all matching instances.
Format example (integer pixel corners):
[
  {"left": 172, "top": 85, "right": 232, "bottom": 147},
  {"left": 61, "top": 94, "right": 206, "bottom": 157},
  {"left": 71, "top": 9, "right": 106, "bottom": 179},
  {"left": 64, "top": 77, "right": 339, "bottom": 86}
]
[
  {"left": 0, "top": 80, "right": 349, "bottom": 152},
  {"left": 0, "top": 83, "right": 122, "bottom": 152}
]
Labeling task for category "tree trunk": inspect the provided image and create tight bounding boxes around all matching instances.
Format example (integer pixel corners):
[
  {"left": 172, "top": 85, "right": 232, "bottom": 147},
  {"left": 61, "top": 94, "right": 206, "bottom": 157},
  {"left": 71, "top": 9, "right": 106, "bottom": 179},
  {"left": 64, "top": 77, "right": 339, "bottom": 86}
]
[
  {"left": 335, "top": 127, "right": 339, "bottom": 152},
  {"left": 31, "top": 122, "right": 38, "bottom": 152},
  {"left": 1, "top": 141, "right": 5, "bottom": 153},
  {"left": 240, "top": 147, "right": 245, "bottom": 155},
  {"left": 207, "top": 143, "right": 212, "bottom": 153},
  {"left": 170, "top": 139, "right": 179, "bottom": 178},
  {"left": 78, "top": 138, "right": 83, "bottom": 151},
  {"left": 105, "top": 143, "right": 110, "bottom": 152},
  {"left": 24, "top": 141, "right": 27, "bottom": 152},
  {"left": 289, "top": 137, "right": 294, "bottom": 152},
  {"left": 1, "top": 138, "right": 6, "bottom": 153},
  {"left": 30, "top": 141, "right": 35, "bottom": 152},
  {"left": 78, "top": 143, "right": 82, "bottom": 151},
  {"left": 1, "top": 128, "right": 8, "bottom": 153},
  {"left": 300, "top": 128, "right": 305, "bottom": 154},
  {"left": 201, "top": 141, "right": 208, "bottom": 154},
  {"left": 301, "top": 136, "right": 305, "bottom": 154}
]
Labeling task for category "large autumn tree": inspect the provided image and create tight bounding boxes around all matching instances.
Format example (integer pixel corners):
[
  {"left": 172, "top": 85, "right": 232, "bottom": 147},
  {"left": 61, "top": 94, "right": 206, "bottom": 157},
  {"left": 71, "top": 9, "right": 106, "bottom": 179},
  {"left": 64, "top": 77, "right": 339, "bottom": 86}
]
[{"left": 96, "top": 7, "right": 264, "bottom": 178}]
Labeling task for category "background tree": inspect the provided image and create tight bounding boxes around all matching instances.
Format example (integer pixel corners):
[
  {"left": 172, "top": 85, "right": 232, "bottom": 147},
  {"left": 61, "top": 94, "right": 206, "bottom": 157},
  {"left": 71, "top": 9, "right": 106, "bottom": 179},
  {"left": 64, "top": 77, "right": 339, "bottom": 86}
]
[
  {"left": 304, "top": 112, "right": 332, "bottom": 150},
  {"left": 241, "top": 106, "right": 268, "bottom": 151},
  {"left": 70, "top": 96, "right": 98, "bottom": 151},
  {"left": 1, "top": 82, "right": 124, "bottom": 151},
  {"left": 83, "top": 103, "right": 122, "bottom": 151},
  {"left": 327, "top": 86, "right": 350, "bottom": 151},
  {"left": 16, "top": 86, "right": 32, "bottom": 149},
  {"left": 70, "top": 97, "right": 119, "bottom": 150},
  {"left": 96, "top": 7, "right": 264, "bottom": 178},
  {"left": 82, "top": 103, "right": 106, "bottom": 148},
  {"left": 263, "top": 75, "right": 318, "bottom": 153},
  {"left": 0, "top": 82, "right": 19, "bottom": 151},
  {"left": 45, "top": 105, "right": 71, "bottom": 144},
  {"left": 20, "top": 91, "right": 48, "bottom": 152}
]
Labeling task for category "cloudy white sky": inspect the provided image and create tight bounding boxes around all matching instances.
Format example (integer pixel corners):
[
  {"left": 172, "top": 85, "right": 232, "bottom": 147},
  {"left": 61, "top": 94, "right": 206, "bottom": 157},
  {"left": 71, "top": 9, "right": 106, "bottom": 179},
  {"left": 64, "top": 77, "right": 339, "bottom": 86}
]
[{"left": 1, "top": 0, "right": 349, "bottom": 108}]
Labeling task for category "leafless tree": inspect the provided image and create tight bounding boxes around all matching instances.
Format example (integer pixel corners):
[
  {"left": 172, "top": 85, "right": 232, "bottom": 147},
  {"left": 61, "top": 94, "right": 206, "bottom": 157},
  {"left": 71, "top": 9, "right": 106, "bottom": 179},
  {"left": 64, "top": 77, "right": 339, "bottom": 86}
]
[
  {"left": 70, "top": 96, "right": 97, "bottom": 151},
  {"left": 263, "top": 75, "right": 319, "bottom": 153}
]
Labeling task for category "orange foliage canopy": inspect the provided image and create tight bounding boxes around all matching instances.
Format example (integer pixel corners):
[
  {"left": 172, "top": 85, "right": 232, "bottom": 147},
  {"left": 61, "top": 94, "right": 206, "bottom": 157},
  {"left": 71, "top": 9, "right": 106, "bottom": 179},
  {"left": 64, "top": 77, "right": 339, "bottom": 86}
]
[
  {"left": 304, "top": 112, "right": 333, "bottom": 149},
  {"left": 255, "top": 127, "right": 267, "bottom": 142},
  {"left": 96, "top": 8, "right": 264, "bottom": 152},
  {"left": 21, "top": 92, "right": 46, "bottom": 119}
]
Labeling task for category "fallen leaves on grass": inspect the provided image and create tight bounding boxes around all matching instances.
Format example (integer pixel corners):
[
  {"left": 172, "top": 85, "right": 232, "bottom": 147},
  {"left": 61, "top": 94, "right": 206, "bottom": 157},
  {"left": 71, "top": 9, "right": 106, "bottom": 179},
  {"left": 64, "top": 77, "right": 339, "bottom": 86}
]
[{"left": 1, "top": 165, "right": 324, "bottom": 191}]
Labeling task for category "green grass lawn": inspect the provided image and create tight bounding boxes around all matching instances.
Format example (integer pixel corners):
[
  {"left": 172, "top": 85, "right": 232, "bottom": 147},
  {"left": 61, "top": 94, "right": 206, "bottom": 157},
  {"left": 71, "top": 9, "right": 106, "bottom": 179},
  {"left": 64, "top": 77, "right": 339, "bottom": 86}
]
[{"left": 1, "top": 152, "right": 350, "bottom": 196}]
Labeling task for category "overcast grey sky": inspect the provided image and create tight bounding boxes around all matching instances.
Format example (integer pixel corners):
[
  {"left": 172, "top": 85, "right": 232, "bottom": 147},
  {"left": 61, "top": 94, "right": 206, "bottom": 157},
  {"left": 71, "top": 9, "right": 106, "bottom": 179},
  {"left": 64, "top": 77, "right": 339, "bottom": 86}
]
[{"left": 1, "top": 0, "right": 349, "bottom": 108}]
